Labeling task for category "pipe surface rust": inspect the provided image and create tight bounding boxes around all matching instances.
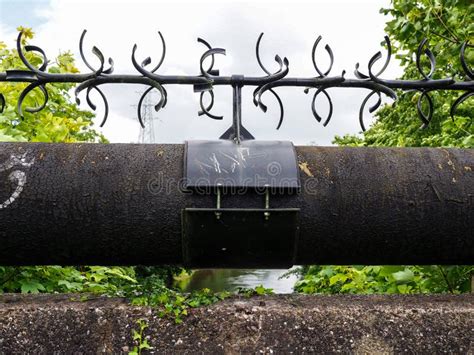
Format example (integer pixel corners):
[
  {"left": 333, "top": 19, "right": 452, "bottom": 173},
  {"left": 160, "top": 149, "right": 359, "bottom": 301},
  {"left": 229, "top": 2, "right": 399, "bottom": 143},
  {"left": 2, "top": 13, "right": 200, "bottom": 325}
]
[{"left": 0, "top": 143, "right": 472, "bottom": 266}]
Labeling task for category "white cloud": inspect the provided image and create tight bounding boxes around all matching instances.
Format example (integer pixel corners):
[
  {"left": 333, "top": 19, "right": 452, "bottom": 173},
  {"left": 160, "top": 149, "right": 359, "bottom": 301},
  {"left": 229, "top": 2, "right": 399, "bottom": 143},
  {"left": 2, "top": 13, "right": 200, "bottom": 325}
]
[{"left": 1, "top": 0, "right": 404, "bottom": 144}]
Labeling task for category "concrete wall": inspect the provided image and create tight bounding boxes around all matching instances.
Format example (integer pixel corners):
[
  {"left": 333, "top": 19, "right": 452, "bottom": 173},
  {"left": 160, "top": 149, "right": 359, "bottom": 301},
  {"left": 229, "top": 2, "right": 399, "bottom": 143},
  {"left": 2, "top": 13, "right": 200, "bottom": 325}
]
[{"left": 1, "top": 294, "right": 473, "bottom": 354}]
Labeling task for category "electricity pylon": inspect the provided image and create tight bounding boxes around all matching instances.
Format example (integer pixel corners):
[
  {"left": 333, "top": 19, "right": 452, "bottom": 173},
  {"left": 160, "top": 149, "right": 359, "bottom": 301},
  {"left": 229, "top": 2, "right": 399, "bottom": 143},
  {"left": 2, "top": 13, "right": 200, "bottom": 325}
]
[{"left": 135, "top": 91, "right": 159, "bottom": 143}]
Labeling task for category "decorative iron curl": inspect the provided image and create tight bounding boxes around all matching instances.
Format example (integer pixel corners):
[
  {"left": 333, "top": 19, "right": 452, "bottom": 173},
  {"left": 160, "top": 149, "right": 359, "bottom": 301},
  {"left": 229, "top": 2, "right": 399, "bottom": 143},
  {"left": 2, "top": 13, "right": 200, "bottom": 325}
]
[
  {"left": 412, "top": 39, "right": 437, "bottom": 129},
  {"left": 0, "top": 29, "right": 472, "bottom": 139},
  {"left": 75, "top": 29, "right": 116, "bottom": 127},
  {"left": 16, "top": 32, "right": 49, "bottom": 74},
  {"left": 460, "top": 41, "right": 474, "bottom": 80},
  {"left": 312, "top": 35, "right": 335, "bottom": 78},
  {"left": 16, "top": 81, "right": 49, "bottom": 119},
  {"left": 76, "top": 29, "right": 115, "bottom": 127},
  {"left": 12, "top": 29, "right": 117, "bottom": 123},
  {"left": 355, "top": 36, "right": 391, "bottom": 80},
  {"left": 450, "top": 41, "right": 473, "bottom": 127},
  {"left": 131, "top": 32, "right": 170, "bottom": 127},
  {"left": 355, "top": 36, "right": 473, "bottom": 131},
  {"left": 304, "top": 35, "right": 338, "bottom": 127},
  {"left": 252, "top": 32, "right": 289, "bottom": 130},
  {"left": 358, "top": 91, "right": 382, "bottom": 132},
  {"left": 15, "top": 31, "right": 50, "bottom": 118},
  {"left": 17, "top": 82, "right": 49, "bottom": 118},
  {"left": 252, "top": 53, "right": 289, "bottom": 107},
  {"left": 353, "top": 36, "right": 397, "bottom": 131},
  {"left": 255, "top": 33, "right": 284, "bottom": 129},
  {"left": 196, "top": 38, "right": 222, "bottom": 120},
  {"left": 0, "top": 94, "right": 5, "bottom": 113},
  {"left": 79, "top": 30, "right": 114, "bottom": 75}
]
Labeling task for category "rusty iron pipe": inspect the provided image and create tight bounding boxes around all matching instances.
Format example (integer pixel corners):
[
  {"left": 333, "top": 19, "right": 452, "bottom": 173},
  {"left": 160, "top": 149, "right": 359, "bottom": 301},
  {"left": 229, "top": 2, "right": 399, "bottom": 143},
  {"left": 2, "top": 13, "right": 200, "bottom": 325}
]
[{"left": 0, "top": 143, "right": 472, "bottom": 266}]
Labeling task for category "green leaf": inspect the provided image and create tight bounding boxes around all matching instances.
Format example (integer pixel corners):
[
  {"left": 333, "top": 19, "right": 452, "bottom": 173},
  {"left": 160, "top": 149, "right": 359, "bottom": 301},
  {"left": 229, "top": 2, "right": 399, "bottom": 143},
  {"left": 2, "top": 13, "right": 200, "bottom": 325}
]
[
  {"left": 20, "top": 280, "right": 46, "bottom": 293},
  {"left": 139, "top": 340, "right": 152, "bottom": 350},
  {"left": 392, "top": 269, "right": 415, "bottom": 282},
  {"left": 0, "top": 129, "right": 26, "bottom": 142},
  {"left": 132, "top": 330, "right": 141, "bottom": 341},
  {"left": 329, "top": 274, "right": 348, "bottom": 285}
]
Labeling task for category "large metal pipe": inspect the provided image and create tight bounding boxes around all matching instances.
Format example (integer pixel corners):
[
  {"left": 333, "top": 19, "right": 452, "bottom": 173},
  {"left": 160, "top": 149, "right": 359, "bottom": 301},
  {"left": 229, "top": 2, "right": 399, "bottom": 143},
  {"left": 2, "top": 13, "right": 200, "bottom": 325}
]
[{"left": 0, "top": 143, "right": 472, "bottom": 266}]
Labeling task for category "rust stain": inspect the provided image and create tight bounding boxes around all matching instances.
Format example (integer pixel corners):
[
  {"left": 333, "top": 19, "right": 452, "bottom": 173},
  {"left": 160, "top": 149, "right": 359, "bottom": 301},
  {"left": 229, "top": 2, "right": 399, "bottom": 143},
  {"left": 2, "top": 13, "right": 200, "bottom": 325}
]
[{"left": 298, "top": 162, "right": 314, "bottom": 177}]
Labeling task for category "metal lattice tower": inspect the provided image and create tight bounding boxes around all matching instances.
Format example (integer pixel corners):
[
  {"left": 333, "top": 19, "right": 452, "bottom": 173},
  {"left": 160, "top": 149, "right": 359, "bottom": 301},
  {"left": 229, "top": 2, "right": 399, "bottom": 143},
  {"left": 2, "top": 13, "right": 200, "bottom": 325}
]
[{"left": 136, "top": 91, "right": 158, "bottom": 144}]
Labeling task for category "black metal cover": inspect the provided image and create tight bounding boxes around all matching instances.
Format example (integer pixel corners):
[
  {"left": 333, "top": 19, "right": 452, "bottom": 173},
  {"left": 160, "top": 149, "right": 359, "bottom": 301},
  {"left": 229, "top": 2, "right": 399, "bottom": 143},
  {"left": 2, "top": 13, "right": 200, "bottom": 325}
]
[
  {"left": 182, "top": 208, "right": 300, "bottom": 268},
  {"left": 184, "top": 140, "right": 300, "bottom": 189}
]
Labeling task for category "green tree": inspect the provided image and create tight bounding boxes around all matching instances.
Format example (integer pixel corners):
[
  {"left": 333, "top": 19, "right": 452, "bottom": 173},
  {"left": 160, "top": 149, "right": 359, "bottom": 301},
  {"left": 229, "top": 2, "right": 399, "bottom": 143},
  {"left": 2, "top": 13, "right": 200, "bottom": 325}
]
[
  {"left": 296, "top": 0, "right": 473, "bottom": 294},
  {"left": 0, "top": 27, "right": 106, "bottom": 143},
  {"left": 335, "top": 0, "right": 473, "bottom": 148}
]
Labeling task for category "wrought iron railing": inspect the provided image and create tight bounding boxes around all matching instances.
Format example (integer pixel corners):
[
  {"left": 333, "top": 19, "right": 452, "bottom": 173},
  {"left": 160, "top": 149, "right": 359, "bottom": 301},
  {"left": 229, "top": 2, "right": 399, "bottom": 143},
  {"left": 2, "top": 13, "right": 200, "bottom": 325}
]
[{"left": 0, "top": 30, "right": 472, "bottom": 142}]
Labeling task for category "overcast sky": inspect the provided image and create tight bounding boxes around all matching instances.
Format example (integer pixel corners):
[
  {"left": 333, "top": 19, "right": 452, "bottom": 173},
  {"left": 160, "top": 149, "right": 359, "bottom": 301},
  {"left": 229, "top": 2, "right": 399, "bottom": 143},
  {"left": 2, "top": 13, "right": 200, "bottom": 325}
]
[{"left": 0, "top": 0, "right": 403, "bottom": 144}]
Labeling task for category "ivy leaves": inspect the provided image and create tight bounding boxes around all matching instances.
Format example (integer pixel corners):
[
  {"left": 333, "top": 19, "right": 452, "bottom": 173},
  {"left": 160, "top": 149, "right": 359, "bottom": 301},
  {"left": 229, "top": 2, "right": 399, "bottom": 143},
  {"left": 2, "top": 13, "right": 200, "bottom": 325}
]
[
  {"left": 0, "top": 266, "right": 137, "bottom": 294},
  {"left": 294, "top": 266, "right": 474, "bottom": 294}
]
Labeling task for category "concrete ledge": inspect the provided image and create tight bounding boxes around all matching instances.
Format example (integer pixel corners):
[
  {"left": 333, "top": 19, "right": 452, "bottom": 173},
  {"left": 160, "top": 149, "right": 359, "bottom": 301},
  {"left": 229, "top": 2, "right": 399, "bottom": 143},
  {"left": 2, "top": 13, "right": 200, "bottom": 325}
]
[{"left": 1, "top": 294, "right": 473, "bottom": 354}]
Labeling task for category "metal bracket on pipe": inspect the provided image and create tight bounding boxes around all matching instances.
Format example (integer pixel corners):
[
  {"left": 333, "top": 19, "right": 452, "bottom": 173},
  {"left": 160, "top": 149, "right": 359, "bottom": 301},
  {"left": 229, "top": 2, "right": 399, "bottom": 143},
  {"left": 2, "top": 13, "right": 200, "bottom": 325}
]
[
  {"left": 182, "top": 139, "right": 301, "bottom": 267},
  {"left": 184, "top": 140, "right": 301, "bottom": 189},
  {"left": 212, "top": 183, "right": 274, "bottom": 221},
  {"left": 182, "top": 207, "right": 300, "bottom": 268}
]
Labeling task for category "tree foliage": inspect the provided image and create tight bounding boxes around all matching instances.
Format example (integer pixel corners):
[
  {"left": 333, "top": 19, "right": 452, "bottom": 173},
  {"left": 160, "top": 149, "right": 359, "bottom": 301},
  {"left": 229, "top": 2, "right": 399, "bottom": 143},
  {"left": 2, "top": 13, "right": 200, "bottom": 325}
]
[
  {"left": 335, "top": 0, "right": 473, "bottom": 148},
  {"left": 298, "top": 0, "right": 473, "bottom": 294},
  {"left": 0, "top": 27, "right": 106, "bottom": 143}
]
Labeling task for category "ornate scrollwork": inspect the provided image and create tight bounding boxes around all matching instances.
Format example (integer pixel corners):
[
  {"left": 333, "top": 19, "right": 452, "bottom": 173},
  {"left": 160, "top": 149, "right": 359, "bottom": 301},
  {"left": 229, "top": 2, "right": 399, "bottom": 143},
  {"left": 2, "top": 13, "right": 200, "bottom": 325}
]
[{"left": 0, "top": 29, "right": 472, "bottom": 137}]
